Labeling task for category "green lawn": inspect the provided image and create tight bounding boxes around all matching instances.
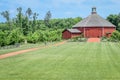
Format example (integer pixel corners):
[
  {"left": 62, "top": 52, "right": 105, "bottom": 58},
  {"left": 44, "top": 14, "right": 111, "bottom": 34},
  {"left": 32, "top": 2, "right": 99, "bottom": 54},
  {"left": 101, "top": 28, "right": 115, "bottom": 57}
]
[{"left": 0, "top": 42, "right": 120, "bottom": 80}]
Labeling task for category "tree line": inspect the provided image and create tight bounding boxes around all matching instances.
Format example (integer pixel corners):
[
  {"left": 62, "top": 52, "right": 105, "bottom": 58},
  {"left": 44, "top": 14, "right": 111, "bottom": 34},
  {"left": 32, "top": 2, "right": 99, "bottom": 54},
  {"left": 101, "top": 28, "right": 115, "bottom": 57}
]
[
  {"left": 107, "top": 13, "right": 120, "bottom": 31},
  {"left": 106, "top": 13, "right": 120, "bottom": 41},
  {"left": 0, "top": 7, "right": 120, "bottom": 46},
  {"left": 0, "top": 7, "right": 82, "bottom": 46}
]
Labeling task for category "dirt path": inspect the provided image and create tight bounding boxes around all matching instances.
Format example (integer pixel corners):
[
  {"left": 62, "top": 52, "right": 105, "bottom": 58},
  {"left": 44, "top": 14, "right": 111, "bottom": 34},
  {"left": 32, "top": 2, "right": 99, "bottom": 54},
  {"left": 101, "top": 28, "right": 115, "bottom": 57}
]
[
  {"left": 87, "top": 38, "right": 100, "bottom": 42},
  {"left": 0, "top": 41, "right": 67, "bottom": 59}
]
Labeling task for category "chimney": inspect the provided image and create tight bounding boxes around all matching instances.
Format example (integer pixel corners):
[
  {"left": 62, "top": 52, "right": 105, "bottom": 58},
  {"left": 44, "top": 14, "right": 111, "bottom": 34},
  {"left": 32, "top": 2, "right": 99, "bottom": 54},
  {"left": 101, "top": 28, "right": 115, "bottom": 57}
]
[{"left": 92, "top": 7, "right": 97, "bottom": 14}]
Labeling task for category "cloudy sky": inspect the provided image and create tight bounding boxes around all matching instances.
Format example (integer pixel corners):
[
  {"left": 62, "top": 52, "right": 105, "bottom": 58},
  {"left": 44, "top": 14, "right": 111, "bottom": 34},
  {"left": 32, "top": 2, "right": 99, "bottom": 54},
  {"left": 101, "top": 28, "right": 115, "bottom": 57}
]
[{"left": 0, "top": 0, "right": 120, "bottom": 22}]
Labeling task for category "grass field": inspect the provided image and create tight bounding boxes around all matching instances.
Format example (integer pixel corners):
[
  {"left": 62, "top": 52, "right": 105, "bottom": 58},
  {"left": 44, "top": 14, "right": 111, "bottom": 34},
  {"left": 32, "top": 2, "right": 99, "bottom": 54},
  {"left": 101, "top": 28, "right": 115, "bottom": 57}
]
[{"left": 0, "top": 42, "right": 120, "bottom": 80}]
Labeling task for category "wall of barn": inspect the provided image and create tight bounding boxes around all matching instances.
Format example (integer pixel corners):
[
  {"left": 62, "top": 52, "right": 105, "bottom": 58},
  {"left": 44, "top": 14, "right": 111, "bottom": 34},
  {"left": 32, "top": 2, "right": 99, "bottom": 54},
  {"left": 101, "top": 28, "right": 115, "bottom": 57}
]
[
  {"left": 84, "top": 27, "right": 102, "bottom": 38},
  {"left": 63, "top": 27, "right": 115, "bottom": 38},
  {"left": 62, "top": 30, "right": 72, "bottom": 39},
  {"left": 103, "top": 27, "right": 115, "bottom": 37},
  {"left": 74, "top": 27, "right": 115, "bottom": 38},
  {"left": 71, "top": 33, "right": 81, "bottom": 38}
]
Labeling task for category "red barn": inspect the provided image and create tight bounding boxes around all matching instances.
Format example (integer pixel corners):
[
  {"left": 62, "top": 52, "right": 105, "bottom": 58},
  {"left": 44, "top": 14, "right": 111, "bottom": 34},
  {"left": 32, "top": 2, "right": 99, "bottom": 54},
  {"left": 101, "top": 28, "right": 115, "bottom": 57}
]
[
  {"left": 62, "top": 29, "right": 81, "bottom": 39},
  {"left": 62, "top": 7, "right": 116, "bottom": 39}
]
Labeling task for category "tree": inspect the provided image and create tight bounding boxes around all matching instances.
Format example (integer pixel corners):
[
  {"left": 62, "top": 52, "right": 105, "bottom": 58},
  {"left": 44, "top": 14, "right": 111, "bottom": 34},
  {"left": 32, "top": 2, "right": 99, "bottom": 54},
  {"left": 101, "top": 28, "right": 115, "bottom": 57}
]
[
  {"left": 44, "top": 11, "right": 52, "bottom": 28},
  {"left": 26, "top": 8, "right": 33, "bottom": 19},
  {"left": 110, "top": 31, "right": 120, "bottom": 41},
  {"left": 0, "top": 31, "right": 7, "bottom": 46},
  {"left": 117, "top": 13, "right": 120, "bottom": 31},
  {"left": 1, "top": 11, "right": 11, "bottom": 30},
  {"left": 16, "top": 7, "right": 23, "bottom": 29},
  {"left": 107, "top": 14, "right": 120, "bottom": 31},
  {"left": 22, "top": 16, "right": 29, "bottom": 36},
  {"left": 0, "top": 6, "right": 84, "bottom": 45},
  {"left": 1, "top": 11, "right": 10, "bottom": 22},
  {"left": 7, "top": 28, "right": 24, "bottom": 45},
  {"left": 16, "top": 7, "right": 31, "bottom": 36},
  {"left": 32, "top": 13, "right": 39, "bottom": 32},
  {"left": 18, "top": 8, "right": 32, "bottom": 36}
]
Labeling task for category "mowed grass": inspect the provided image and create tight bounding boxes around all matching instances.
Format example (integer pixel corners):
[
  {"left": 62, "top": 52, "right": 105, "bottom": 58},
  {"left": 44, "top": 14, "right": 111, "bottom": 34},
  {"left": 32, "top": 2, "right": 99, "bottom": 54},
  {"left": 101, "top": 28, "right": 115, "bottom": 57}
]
[{"left": 0, "top": 42, "right": 120, "bottom": 80}]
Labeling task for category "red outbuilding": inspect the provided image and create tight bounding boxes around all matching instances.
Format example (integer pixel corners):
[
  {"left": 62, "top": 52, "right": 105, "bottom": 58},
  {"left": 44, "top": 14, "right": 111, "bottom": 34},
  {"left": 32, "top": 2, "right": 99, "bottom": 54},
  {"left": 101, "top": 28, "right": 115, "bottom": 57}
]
[
  {"left": 62, "top": 7, "right": 116, "bottom": 39},
  {"left": 62, "top": 29, "right": 81, "bottom": 39}
]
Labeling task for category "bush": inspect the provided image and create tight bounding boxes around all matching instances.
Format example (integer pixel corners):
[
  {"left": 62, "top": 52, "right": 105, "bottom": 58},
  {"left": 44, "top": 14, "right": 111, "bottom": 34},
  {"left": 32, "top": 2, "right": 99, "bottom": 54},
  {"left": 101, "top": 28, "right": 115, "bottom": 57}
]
[
  {"left": 27, "top": 29, "right": 62, "bottom": 43},
  {"left": 101, "top": 36, "right": 108, "bottom": 42},
  {"left": 69, "top": 35, "right": 87, "bottom": 42},
  {"left": 7, "top": 28, "right": 24, "bottom": 45},
  {"left": 110, "top": 31, "right": 120, "bottom": 42},
  {"left": 0, "top": 31, "right": 8, "bottom": 46},
  {"left": 0, "top": 28, "right": 24, "bottom": 46},
  {"left": 27, "top": 32, "right": 39, "bottom": 43}
]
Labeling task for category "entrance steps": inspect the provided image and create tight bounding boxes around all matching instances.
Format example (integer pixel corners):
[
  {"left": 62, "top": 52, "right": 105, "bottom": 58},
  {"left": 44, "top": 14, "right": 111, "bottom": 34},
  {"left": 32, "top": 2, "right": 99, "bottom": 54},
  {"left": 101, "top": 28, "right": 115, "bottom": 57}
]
[{"left": 87, "top": 38, "right": 100, "bottom": 42}]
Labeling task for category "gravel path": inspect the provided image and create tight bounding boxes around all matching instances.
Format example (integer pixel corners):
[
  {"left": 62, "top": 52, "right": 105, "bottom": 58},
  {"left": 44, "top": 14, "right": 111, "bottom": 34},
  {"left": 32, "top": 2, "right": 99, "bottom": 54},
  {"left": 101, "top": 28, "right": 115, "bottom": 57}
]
[{"left": 0, "top": 41, "right": 66, "bottom": 59}]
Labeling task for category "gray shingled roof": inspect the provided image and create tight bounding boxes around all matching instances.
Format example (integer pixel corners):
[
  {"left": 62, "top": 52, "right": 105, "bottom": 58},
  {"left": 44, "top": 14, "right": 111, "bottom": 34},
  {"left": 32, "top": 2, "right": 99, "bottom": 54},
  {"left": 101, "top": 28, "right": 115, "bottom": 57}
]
[
  {"left": 66, "top": 29, "right": 81, "bottom": 33},
  {"left": 73, "top": 14, "right": 116, "bottom": 27}
]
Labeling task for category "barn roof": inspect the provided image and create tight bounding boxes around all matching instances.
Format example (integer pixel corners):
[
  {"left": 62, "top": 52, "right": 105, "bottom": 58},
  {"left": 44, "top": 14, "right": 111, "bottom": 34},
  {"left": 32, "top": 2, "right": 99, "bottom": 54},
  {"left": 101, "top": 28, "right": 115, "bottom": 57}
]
[
  {"left": 73, "top": 7, "right": 116, "bottom": 28},
  {"left": 63, "top": 29, "right": 81, "bottom": 33}
]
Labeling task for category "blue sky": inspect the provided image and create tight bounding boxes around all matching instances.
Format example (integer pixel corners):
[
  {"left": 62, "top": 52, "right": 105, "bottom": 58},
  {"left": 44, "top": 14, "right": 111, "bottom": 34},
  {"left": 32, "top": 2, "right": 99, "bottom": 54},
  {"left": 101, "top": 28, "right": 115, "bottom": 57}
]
[{"left": 0, "top": 0, "right": 120, "bottom": 22}]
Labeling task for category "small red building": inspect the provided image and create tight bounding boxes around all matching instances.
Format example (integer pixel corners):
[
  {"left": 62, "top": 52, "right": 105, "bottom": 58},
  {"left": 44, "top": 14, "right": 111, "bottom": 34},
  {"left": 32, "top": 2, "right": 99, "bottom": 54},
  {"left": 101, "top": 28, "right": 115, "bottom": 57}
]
[
  {"left": 62, "top": 29, "right": 81, "bottom": 39},
  {"left": 62, "top": 7, "right": 116, "bottom": 39}
]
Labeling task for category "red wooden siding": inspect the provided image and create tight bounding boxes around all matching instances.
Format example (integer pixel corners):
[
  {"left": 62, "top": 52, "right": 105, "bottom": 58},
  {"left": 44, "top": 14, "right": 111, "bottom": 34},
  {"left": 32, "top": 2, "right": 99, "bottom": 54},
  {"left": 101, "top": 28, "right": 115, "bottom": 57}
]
[
  {"left": 62, "top": 30, "right": 71, "bottom": 39},
  {"left": 104, "top": 27, "right": 115, "bottom": 37},
  {"left": 71, "top": 33, "right": 81, "bottom": 38},
  {"left": 62, "top": 30, "right": 81, "bottom": 39},
  {"left": 74, "top": 27, "right": 115, "bottom": 38},
  {"left": 62, "top": 27, "right": 115, "bottom": 39},
  {"left": 85, "top": 27, "right": 102, "bottom": 38}
]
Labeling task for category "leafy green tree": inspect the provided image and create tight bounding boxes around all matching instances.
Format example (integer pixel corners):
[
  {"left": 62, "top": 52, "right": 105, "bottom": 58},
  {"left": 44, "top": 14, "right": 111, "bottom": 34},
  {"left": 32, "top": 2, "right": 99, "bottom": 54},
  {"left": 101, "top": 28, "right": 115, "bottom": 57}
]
[
  {"left": 0, "top": 23, "right": 9, "bottom": 31},
  {"left": 7, "top": 28, "right": 24, "bottom": 45},
  {"left": 25, "top": 8, "right": 33, "bottom": 33},
  {"left": 44, "top": 11, "right": 52, "bottom": 28},
  {"left": 16, "top": 7, "right": 33, "bottom": 35},
  {"left": 1, "top": 11, "right": 11, "bottom": 30},
  {"left": 26, "top": 8, "right": 33, "bottom": 19},
  {"left": 110, "top": 31, "right": 120, "bottom": 41},
  {"left": 117, "top": 13, "right": 120, "bottom": 31},
  {"left": 16, "top": 7, "right": 23, "bottom": 30},
  {"left": 0, "top": 7, "right": 83, "bottom": 45},
  {"left": 107, "top": 14, "right": 120, "bottom": 31},
  {"left": 32, "top": 13, "right": 39, "bottom": 32},
  {"left": 0, "top": 31, "right": 6, "bottom": 46}
]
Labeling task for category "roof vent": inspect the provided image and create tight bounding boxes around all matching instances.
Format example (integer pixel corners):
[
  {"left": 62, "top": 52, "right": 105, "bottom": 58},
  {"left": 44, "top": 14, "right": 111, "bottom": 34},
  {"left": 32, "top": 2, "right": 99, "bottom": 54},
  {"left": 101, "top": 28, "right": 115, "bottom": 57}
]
[{"left": 92, "top": 7, "right": 97, "bottom": 14}]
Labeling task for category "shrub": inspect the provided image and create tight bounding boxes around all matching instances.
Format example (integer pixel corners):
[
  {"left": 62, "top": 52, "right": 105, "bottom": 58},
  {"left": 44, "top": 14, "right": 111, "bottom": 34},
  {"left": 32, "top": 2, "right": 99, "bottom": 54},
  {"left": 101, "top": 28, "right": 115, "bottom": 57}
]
[
  {"left": 110, "top": 31, "right": 120, "bottom": 42},
  {"left": 101, "top": 36, "right": 108, "bottom": 42},
  {"left": 8, "top": 28, "right": 24, "bottom": 45},
  {"left": 27, "top": 29, "right": 62, "bottom": 43},
  {"left": 0, "top": 28, "right": 24, "bottom": 46},
  {"left": 69, "top": 35, "right": 87, "bottom": 42}
]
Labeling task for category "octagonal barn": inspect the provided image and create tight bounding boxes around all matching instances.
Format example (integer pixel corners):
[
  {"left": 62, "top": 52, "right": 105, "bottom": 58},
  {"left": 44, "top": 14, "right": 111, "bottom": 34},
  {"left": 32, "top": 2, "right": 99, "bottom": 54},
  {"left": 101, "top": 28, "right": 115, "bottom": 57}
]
[{"left": 62, "top": 7, "right": 116, "bottom": 39}]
